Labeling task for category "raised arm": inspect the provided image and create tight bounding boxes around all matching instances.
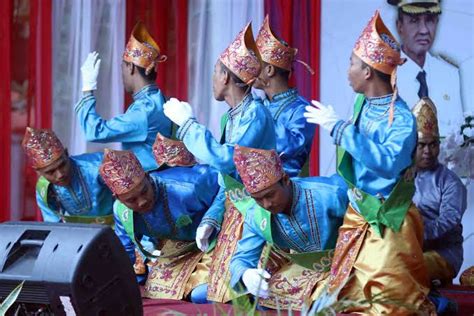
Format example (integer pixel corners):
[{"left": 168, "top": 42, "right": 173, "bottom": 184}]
[{"left": 75, "top": 94, "right": 149, "bottom": 143}]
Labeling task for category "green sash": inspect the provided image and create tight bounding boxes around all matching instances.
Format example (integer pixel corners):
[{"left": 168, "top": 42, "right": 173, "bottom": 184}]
[
  {"left": 275, "top": 247, "right": 334, "bottom": 273},
  {"left": 115, "top": 202, "right": 160, "bottom": 259},
  {"left": 219, "top": 112, "right": 229, "bottom": 144},
  {"left": 223, "top": 175, "right": 273, "bottom": 244},
  {"left": 221, "top": 106, "right": 336, "bottom": 271},
  {"left": 116, "top": 202, "right": 200, "bottom": 259},
  {"left": 224, "top": 175, "right": 334, "bottom": 272},
  {"left": 336, "top": 94, "right": 415, "bottom": 237},
  {"left": 36, "top": 177, "right": 114, "bottom": 225}
]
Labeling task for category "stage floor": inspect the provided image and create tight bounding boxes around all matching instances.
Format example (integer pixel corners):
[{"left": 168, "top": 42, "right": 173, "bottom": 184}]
[
  {"left": 141, "top": 285, "right": 474, "bottom": 316},
  {"left": 142, "top": 298, "right": 298, "bottom": 315},
  {"left": 440, "top": 285, "right": 474, "bottom": 316}
]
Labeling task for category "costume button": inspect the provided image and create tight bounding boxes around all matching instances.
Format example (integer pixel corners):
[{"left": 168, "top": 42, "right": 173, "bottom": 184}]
[
  {"left": 353, "top": 188, "right": 362, "bottom": 201},
  {"left": 260, "top": 218, "right": 267, "bottom": 231}
]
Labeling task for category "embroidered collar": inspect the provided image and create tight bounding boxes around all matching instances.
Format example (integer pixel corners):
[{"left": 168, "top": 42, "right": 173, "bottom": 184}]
[
  {"left": 366, "top": 93, "right": 393, "bottom": 106},
  {"left": 53, "top": 159, "right": 92, "bottom": 213},
  {"left": 289, "top": 181, "right": 301, "bottom": 216},
  {"left": 271, "top": 88, "right": 297, "bottom": 102},
  {"left": 228, "top": 93, "right": 252, "bottom": 119},
  {"left": 133, "top": 84, "right": 158, "bottom": 101}
]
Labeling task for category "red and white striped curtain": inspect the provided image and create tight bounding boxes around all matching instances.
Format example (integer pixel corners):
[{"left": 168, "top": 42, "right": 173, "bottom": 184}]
[
  {"left": 0, "top": 0, "right": 52, "bottom": 221},
  {"left": 0, "top": 0, "right": 322, "bottom": 222}
]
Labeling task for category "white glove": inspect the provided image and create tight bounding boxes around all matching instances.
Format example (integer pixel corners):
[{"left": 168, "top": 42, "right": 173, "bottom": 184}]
[
  {"left": 303, "top": 100, "right": 340, "bottom": 132},
  {"left": 195, "top": 224, "right": 214, "bottom": 252},
  {"left": 80, "top": 51, "right": 101, "bottom": 92},
  {"left": 242, "top": 268, "right": 271, "bottom": 298},
  {"left": 163, "top": 98, "right": 194, "bottom": 126}
]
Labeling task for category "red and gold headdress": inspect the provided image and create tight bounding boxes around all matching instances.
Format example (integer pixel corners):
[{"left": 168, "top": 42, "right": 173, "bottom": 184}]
[
  {"left": 412, "top": 97, "right": 439, "bottom": 139},
  {"left": 219, "top": 23, "right": 262, "bottom": 85},
  {"left": 22, "top": 127, "right": 65, "bottom": 169},
  {"left": 255, "top": 15, "right": 314, "bottom": 74},
  {"left": 353, "top": 10, "right": 405, "bottom": 125},
  {"left": 99, "top": 149, "right": 146, "bottom": 195},
  {"left": 233, "top": 145, "right": 284, "bottom": 194},
  {"left": 123, "top": 21, "right": 167, "bottom": 75},
  {"left": 152, "top": 133, "right": 196, "bottom": 167}
]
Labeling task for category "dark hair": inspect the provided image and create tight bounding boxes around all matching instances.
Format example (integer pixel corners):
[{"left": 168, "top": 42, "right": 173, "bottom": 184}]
[
  {"left": 136, "top": 65, "right": 157, "bottom": 81},
  {"left": 220, "top": 61, "right": 248, "bottom": 90},
  {"left": 361, "top": 60, "right": 391, "bottom": 85},
  {"left": 124, "top": 61, "right": 157, "bottom": 81},
  {"left": 263, "top": 61, "right": 290, "bottom": 80}
]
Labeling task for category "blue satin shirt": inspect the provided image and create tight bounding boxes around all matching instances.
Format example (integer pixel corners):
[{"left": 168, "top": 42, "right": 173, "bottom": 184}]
[
  {"left": 230, "top": 174, "right": 348, "bottom": 288},
  {"left": 75, "top": 84, "right": 172, "bottom": 171},
  {"left": 114, "top": 164, "right": 219, "bottom": 262},
  {"left": 36, "top": 152, "right": 114, "bottom": 222},
  {"left": 176, "top": 94, "right": 276, "bottom": 232}
]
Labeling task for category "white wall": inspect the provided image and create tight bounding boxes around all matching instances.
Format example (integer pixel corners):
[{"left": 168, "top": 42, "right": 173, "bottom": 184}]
[{"left": 320, "top": 0, "right": 474, "bottom": 283}]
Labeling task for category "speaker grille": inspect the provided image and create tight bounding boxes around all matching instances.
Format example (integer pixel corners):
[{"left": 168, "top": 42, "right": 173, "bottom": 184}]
[{"left": 0, "top": 282, "right": 50, "bottom": 304}]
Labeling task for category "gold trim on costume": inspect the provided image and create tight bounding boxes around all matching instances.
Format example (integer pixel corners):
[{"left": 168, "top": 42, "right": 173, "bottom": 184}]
[{"left": 144, "top": 240, "right": 205, "bottom": 300}]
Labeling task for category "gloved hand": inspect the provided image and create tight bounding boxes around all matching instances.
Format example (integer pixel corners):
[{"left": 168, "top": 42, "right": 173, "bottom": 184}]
[
  {"left": 303, "top": 100, "right": 340, "bottom": 132},
  {"left": 242, "top": 268, "right": 271, "bottom": 298},
  {"left": 163, "top": 98, "right": 194, "bottom": 126},
  {"left": 195, "top": 224, "right": 214, "bottom": 252},
  {"left": 80, "top": 51, "right": 101, "bottom": 92}
]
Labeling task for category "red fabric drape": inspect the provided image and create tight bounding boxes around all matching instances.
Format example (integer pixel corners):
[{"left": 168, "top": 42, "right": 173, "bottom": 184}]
[
  {"left": 30, "top": 0, "right": 52, "bottom": 130},
  {"left": 0, "top": 0, "right": 12, "bottom": 222},
  {"left": 27, "top": 0, "right": 53, "bottom": 220},
  {"left": 264, "top": 0, "right": 321, "bottom": 176},
  {"left": 22, "top": 0, "right": 53, "bottom": 221},
  {"left": 126, "top": 0, "right": 188, "bottom": 104}
]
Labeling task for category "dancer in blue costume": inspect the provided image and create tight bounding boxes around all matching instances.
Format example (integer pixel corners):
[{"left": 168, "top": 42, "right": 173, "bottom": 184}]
[
  {"left": 100, "top": 146, "right": 218, "bottom": 302},
  {"left": 75, "top": 22, "right": 172, "bottom": 171},
  {"left": 229, "top": 145, "right": 348, "bottom": 310},
  {"left": 23, "top": 127, "right": 114, "bottom": 224},
  {"left": 163, "top": 23, "right": 276, "bottom": 303},
  {"left": 253, "top": 16, "right": 315, "bottom": 176},
  {"left": 304, "top": 11, "right": 434, "bottom": 314}
]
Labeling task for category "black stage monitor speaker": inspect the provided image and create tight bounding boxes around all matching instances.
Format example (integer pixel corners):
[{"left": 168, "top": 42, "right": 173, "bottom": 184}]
[{"left": 0, "top": 222, "right": 142, "bottom": 316}]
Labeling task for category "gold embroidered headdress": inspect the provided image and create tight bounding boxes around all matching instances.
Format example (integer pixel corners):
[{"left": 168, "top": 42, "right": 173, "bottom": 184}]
[
  {"left": 255, "top": 15, "right": 314, "bottom": 74},
  {"left": 233, "top": 145, "right": 284, "bottom": 194},
  {"left": 22, "top": 127, "right": 65, "bottom": 169},
  {"left": 99, "top": 149, "right": 146, "bottom": 195},
  {"left": 353, "top": 10, "right": 405, "bottom": 125},
  {"left": 219, "top": 23, "right": 262, "bottom": 85},
  {"left": 123, "top": 21, "right": 167, "bottom": 75},
  {"left": 152, "top": 133, "right": 196, "bottom": 167},
  {"left": 412, "top": 97, "right": 439, "bottom": 139}
]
